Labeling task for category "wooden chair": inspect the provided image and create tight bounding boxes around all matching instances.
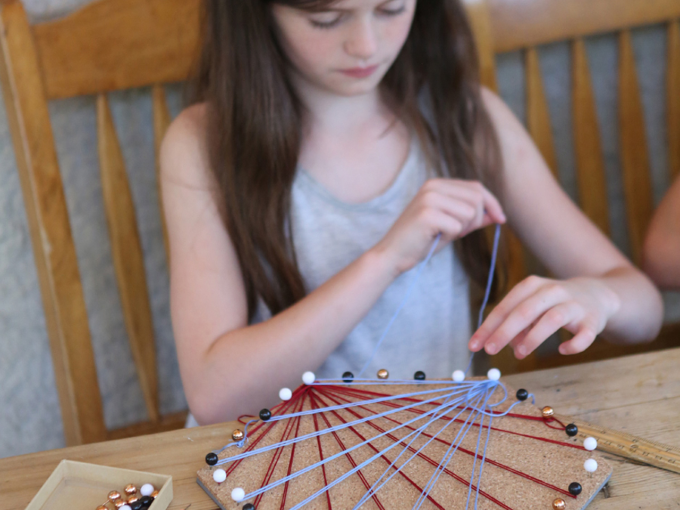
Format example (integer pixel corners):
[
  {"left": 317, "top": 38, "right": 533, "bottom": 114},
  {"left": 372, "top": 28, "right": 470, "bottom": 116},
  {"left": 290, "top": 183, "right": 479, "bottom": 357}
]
[
  {"left": 464, "top": 0, "right": 680, "bottom": 373},
  {"left": 0, "top": 0, "right": 202, "bottom": 446}
]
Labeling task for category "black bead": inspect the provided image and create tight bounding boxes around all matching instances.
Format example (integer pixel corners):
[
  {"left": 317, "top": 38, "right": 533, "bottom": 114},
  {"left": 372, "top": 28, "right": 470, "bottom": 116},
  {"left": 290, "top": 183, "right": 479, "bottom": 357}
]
[
  {"left": 566, "top": 423, "right": 578, "bottom": 437},
  {"left": 568, "top": 482, "right": 582, "bottom": 496},
  {"left": 140, "top": 496, "right": 153, "bottom": 508},
  {"left": 130, "top": 501, "right": 144, "bottom": 510},
  {"left": 259, "top": 408, "right": 272, "bottom": 421},
  {"left": 243, "top": 504, "right": 256, "bottom": 510},
  {"left": 516, "top": 388, "right": 528, "bottom": 401},
  {"left": 414, "top": 371, "right": 426, "bottom": 381},
  {"left": 205, "top": 452, "right": 218, "bottom": 466},
  {"left": 342, "top": 371, "right": 354, "bottom": 383}
]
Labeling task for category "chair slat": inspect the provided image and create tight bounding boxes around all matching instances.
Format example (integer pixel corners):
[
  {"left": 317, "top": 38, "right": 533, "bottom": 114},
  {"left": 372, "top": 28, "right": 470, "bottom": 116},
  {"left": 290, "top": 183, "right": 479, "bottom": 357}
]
[
  {"left": 465, "top": 0, "right": 498, "bottom": 90},
  {"left": 33, "top": 0, "right": 201, "bottom": 100},
  {"left": 152, "top": 85, "right": 171, "bottom": 264},
  {"left": 0, "top": 1, "right": 106, "bottom": 446},
  {"left": 489, "top": 0, "right": 680, "bottom": 53},
  {"left": 669, "top": 20, "right": 680, "bottom": 180},
  {"left": 525, "top": 47, "right": 558, "bottom": 177},
  {"left": 618, "top": 30, "right": 654, "bottom": 265},
  {"left": 96, "top": 94, "right": 160, "bottom": 423},
  {"left": 572, "top": 38, "right": 611, "bottom": 235}
]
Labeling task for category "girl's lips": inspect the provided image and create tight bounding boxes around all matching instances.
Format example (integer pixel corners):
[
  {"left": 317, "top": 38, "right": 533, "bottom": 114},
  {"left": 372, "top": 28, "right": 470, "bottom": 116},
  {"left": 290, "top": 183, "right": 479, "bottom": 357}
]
[{"left": 339, "top": 64, "right": 379, "bottom": 78}]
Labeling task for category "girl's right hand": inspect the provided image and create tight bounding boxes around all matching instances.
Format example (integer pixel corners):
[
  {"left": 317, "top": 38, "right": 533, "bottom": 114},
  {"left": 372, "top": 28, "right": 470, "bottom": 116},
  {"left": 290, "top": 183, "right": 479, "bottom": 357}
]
[{"left": 373, "top": 179, "right": 506, "bottom": 276}]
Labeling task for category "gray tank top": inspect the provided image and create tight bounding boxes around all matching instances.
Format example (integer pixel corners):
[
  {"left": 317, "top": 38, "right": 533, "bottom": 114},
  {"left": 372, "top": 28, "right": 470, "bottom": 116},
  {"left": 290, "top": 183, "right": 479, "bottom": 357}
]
[{"left": 185, "top": 134, "right": 472, "bottom": 428}]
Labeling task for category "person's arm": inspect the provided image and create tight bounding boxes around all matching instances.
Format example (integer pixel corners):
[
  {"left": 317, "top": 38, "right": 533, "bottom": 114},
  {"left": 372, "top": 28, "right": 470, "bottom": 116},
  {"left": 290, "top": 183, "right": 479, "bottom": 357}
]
[
  {"left": 161, "top": 105, "right": 505, "bottom": 425},
  {"left": 469, "top": 89, "right": 663, "bottom": 360},
  {"left": 643, "top": 175, "right": 680, "bottom": 289}
]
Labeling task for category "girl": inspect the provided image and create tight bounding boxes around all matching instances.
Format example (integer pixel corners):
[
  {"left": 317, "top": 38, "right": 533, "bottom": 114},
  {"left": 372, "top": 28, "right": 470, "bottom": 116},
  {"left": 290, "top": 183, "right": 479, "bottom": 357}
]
[{"left": 160, "top": 0, "right": 663, "bottom": 426}]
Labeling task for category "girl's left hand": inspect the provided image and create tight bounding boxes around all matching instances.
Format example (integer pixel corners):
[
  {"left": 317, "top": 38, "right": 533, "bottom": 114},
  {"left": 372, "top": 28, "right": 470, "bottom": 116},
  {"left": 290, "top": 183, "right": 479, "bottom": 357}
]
[{"left": 468, "top": 275, "right": 621, "bottom": 359}]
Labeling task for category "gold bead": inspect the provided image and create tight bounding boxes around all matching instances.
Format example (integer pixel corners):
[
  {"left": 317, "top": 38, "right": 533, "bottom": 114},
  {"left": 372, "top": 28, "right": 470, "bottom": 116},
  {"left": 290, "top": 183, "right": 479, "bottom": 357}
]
[
  {"left": 542, "top": 406, "right": 554, "bottom": 418},
  {"left": 108, "top": 490, "right": 121, "bottom": 502},
  {"left": 552, "top": 498, "right": 566, "bottom": 510},
  {"left": 127, "top": 495, "right": 139, "bottom": 505},
  {"left": 377, "top": 369, "right": 389, "bottom": 379},
  {"left": 124, "top": 484, "right": 137, "bottom": 496},
  {"left": 151, "top": 489, "right": 160, "bottom": 498},
  {"left": 232, "top": 429, "right": 244, "bottom": 441}
]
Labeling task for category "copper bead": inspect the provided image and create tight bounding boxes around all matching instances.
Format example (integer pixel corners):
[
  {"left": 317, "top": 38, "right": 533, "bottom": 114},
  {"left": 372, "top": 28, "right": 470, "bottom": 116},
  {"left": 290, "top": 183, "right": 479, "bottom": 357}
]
[
  {"left": 232, "top": 429, "right": 245, "bottom": 441},
  {"left": 108, "top": 490, "right": 121, "bottom": 502},
  {"left": 127, "top": 495, "right": 139, "bottom": 505},
  {"left": 114, "top": 501, "right": 126, "bottom": 509},
  {"left": 377, "top": 369, "right": 389, "bottom": 380},
  {"left": 552, "top": 498, "right": 566, "bottom": 510},
  {"left": 124, "top": 484, "right": 137, "bottom": 495},
  {"left": 542, "top": 406, "right": 554, "bottom": 418},
  {"left": 151, "top": 489, "right": 160, "bottom": 498},
  {"left": 96, "top": 506, "right": 108, "bottom": 510}
]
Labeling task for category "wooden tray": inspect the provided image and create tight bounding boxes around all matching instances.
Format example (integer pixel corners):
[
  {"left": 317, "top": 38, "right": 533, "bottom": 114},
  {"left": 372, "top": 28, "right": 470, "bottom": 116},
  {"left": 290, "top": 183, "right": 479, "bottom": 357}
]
[{"left": 26, "top": 460, "right": 173, "bottom": 510}]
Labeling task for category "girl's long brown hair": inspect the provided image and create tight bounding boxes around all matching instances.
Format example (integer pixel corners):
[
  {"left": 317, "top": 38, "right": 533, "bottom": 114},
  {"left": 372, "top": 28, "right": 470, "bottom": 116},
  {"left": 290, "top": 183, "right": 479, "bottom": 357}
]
[{"left": 191, "top": 0, "right": 504, "bottom": 321}]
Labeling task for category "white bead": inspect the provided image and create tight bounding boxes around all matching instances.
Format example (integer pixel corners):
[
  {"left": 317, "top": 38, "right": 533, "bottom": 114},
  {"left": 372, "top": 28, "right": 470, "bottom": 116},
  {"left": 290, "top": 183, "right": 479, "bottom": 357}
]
[
  {"left": 302, "top": 371, "right": 316, "bottom": 385},
  {"left": 231, "top": 487, "right": 246, "bottom": 502},
  {"left": 487, "top": 368, "right": 501, "bottom": 381},
  {"left": 452, "top": 370, "right": 465, "bottom": 382},
  {"left": 140, "top": 483, "right": 154, "bottom": 496},
  {"left": 279, "top": 387, "right": 293, "bottom": 401},
  {"left": 584, "top": 458, "right": 598, "bottom": 472},
  {"left": 213, "top": 468, "right": 227, "bottom": 483},
  {"left": 120, "top": 506, "right": 132, "bottom": 510},
  {"left": 583, "top": 437, "right": 598, "bottom": 451}
]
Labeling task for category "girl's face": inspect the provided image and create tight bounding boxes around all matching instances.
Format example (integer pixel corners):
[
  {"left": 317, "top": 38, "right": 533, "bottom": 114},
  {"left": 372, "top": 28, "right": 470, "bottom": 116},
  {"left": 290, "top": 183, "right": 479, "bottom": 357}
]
[{"left": 271, "top": 0, "right": 417, "bottom": 97}]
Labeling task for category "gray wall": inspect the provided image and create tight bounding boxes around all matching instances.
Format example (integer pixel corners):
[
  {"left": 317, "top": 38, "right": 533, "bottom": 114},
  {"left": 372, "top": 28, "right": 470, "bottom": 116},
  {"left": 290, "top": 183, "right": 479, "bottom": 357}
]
[{"left": 0, "top": 0, "right": 677, "bottom": 458}]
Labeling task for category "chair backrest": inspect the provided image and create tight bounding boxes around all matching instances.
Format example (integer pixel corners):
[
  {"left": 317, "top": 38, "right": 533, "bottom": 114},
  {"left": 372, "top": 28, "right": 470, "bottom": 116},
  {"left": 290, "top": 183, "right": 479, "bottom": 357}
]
[
  {"left": 465, "top": 0, "right": 680, "bottom": 268},
  {"left": 0, "top": 0, "right": 201, "bottom": 445}
]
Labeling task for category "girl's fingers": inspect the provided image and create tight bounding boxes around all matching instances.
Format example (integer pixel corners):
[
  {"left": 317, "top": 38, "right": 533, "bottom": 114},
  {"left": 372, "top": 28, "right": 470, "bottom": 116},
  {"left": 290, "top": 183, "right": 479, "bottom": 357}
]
[
  {"left": 424, "top": 180, "right": 506, "bottom": 225},
  {"left": 558, "top": 322, "right": 598, "bottom": 355},
  {"left": 513, "top": 302, "right": 583, "bottom": 359},
  {"left": 469, "top": 276, "right": 549, "bottom": 352}
]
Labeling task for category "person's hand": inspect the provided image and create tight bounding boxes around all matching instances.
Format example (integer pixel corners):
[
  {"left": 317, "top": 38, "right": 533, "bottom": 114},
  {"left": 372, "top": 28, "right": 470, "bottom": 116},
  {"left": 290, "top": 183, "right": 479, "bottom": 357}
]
[
  {"left": 373, "top": 179, "right": 506, "bottom": 276},
  {"left": 468, "top": 275, "right": 621, "bottom": 358}
]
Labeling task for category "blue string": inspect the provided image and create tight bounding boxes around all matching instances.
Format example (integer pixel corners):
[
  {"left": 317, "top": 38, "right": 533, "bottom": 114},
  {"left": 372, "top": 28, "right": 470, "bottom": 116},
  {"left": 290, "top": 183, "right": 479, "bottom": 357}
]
[
  {"left": 465, "top": 224, "right": 502, "bottom": 375},
  {"left": 354, "top": 390, "right": 486, "bottom": 509}
]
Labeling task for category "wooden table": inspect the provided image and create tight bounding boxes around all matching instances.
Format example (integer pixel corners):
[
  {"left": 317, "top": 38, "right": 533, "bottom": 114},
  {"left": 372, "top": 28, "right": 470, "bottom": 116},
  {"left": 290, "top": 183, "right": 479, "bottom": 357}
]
[{"left": 3, "top": 348, "right": 680, "bottom": 510}]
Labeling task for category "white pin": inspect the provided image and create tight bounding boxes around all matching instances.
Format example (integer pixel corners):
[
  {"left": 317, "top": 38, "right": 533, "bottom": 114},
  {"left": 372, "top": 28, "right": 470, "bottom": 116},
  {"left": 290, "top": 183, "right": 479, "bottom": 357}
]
[
  {"left": 583, "top": 437, "right": 598, "bottom": 451},
  {"left": 231, "top": 487, "right": 246, "bottom": 502},
  {"left": 140, "top": 484, "right": 154, "bottom": 497},
  {"left": 213, "top": 468, "right": 227, "bottom": 483},
  {"left": 487, "top": 368, "right": 501, "bottom": 381},
  {"left": 584, "top": 458, "right": 598, "bottom": 473},
  {"left": 452, "top": 370, "right": 465, "bottom": 383},
  {"left": 302, "top": 372, "right": 316, "bottom": 385},
  {"left": 279, "top": 387, "right": 293, "bottom": 401}
]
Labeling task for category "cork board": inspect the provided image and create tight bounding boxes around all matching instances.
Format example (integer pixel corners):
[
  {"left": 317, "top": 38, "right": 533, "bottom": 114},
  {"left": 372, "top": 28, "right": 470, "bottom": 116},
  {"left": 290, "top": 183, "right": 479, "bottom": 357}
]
[{"left": 197, "top": 380, "right": 611, "bottom": 509}]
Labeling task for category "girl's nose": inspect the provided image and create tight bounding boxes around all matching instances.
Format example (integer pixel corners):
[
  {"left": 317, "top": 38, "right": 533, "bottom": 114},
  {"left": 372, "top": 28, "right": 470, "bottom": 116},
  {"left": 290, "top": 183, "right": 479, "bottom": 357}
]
[{"left": 343, "top": 19, "right": 378, "bottom": 61}]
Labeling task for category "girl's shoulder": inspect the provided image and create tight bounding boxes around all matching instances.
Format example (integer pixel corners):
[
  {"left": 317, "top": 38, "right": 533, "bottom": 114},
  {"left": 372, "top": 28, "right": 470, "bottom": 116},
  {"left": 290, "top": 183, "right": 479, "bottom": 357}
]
[{"left": 160, "top": 102, "right": 213, "bottom": 189}]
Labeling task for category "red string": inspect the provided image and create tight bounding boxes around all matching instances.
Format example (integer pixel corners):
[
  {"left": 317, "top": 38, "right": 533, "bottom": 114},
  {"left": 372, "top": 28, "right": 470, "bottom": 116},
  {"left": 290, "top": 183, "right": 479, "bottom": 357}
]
[
  {"left": 311, "top": 390, "right": 513, "bottom": 510},
  {"left": 317, "top": 386, "right": 576, "bottom": 500},
  {"left": 323, "top": 385, "right": 583, "bottom": 451}
]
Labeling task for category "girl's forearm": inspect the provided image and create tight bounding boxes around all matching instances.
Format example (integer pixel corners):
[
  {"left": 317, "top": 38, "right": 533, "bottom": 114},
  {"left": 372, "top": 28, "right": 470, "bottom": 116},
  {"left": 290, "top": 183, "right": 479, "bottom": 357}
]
[
  {"left": 190, "top": 247, "right": 398, "bottom": 424},
  {"left": 597, "top": 266, "right": 663, "bottom": 344}
]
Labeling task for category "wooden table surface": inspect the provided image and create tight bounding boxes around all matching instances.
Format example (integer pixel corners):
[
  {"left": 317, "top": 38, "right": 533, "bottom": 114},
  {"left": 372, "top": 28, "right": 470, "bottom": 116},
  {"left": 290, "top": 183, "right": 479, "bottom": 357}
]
[{"left": 3, "top": 348, "right": 680, "bottom": 510}]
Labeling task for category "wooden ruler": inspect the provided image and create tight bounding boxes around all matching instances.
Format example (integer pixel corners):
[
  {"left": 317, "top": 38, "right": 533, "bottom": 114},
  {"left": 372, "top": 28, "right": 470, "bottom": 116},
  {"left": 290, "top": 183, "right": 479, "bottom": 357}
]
[{"left": 558, "top": 415, "right": 680, "bottom": 475}]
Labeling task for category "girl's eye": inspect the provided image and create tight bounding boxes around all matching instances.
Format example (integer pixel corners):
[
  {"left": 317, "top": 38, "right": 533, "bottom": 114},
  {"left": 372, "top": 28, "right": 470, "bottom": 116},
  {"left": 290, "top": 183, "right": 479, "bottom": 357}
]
[
  {"left": 378, "top": 5, "right": 406, "bottom": 16},
  {"left": 378, "top": 0, "right": 407, "bottom": 16},
  {"left": 309, "top": 13, "right": 344, "bottom": 29}
]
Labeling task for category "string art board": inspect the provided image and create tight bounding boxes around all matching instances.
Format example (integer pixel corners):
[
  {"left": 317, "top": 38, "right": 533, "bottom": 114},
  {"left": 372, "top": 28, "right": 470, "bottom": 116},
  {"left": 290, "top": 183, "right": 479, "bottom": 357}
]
[{"left": 196, "top": 376, "right": 611, "bottom": 510}]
